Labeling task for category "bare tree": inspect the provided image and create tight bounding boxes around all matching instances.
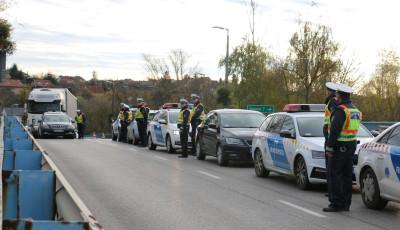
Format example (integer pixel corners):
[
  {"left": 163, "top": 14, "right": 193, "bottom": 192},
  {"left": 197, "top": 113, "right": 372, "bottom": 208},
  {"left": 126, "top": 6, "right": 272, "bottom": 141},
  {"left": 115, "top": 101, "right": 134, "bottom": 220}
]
[
  {"left": 142, "top": 53, "right": 169, "bottom": 80},
  {"left": 168, "top": 49, "right": 190, "bottom": 80}
]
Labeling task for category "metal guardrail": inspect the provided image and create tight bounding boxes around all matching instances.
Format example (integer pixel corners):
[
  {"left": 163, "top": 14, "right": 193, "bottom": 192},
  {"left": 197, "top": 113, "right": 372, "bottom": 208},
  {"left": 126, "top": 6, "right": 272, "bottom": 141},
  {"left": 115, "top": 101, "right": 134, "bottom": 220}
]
[{"left": 1, "top": 116, "right": 103, "bottom": 230}]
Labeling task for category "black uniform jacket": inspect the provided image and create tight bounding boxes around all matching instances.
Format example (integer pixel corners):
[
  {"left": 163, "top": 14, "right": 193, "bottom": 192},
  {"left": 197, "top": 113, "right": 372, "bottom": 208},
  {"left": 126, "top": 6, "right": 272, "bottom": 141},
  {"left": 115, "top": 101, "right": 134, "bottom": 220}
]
[{"left": 323, "top": 93, "right": 339, "bottom": 140}]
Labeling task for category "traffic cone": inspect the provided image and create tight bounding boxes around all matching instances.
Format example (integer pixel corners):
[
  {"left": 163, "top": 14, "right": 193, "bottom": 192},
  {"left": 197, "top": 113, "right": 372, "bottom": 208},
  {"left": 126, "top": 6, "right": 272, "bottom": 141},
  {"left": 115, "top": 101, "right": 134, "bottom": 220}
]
[
  {"left": 102, "top": 133, "right": 105, "bottom": 139},
  {"left": 93, "top": 132, "right": 96, "bottom": 139}
]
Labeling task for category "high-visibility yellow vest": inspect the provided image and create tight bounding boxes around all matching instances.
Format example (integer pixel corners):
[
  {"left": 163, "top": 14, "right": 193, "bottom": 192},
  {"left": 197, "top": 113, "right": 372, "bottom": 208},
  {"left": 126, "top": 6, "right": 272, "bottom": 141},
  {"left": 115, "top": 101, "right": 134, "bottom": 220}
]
[
  {"left": 135, "top": 107, "right": 144, "bottom": 119},
  {"left": 76, "top": 114, "right": 83, "bottom": 123},
  {"left": 119, "top": 111, "right": 124, "bottom": 119},
  {"left": 177, "top": 108, "right": 191, "bottom": 125},
  {"left": 190, "top": 103, "right": 205, "bottom": 121},
  {"left": 328, "top": 105, "right": 361, "bottom": 141},
  {"left": 126, "top": 111, "right": 133, "bottom": 122},
  {"left": 324, "top": 97, "right": 337, "bottom": 125}
]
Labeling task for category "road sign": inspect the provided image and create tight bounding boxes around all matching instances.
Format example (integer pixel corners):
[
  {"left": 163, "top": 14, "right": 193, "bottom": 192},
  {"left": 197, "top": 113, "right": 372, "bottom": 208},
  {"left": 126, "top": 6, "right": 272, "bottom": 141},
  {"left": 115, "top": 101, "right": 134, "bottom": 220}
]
[{"left": 247, "top": 105, "right": 274, "bottom": 113}]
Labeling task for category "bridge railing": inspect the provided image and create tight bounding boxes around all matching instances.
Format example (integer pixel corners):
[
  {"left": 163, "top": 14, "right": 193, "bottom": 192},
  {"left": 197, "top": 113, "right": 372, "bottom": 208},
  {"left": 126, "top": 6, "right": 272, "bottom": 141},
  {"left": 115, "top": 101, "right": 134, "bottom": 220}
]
[{"left": 1, "top": 116, "right": 103, "bottom": 230}]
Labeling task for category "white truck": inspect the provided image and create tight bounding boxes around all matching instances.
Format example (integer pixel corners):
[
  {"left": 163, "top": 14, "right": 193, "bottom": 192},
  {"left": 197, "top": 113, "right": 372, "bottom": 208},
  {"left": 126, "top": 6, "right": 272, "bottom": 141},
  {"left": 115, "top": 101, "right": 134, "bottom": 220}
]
[{"left": 27, "top": 88, "right": 78, "bottom": 137}]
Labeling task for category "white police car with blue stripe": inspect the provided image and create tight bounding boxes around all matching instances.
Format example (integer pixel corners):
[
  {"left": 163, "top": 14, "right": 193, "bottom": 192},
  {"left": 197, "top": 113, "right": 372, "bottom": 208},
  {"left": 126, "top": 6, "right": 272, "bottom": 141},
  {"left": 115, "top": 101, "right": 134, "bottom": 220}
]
[
  {"left": 252, "top": 104, "right": 373, "bottom": 190},
  {"left": 355, "top": 122, "right": 400, "bottom": 209}
]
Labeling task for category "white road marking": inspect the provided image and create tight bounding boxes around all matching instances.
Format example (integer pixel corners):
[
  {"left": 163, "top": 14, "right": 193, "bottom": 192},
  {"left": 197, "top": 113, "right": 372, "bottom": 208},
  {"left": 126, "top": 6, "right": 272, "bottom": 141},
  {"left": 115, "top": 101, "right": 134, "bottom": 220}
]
[
  {"left": 277, "top": 200, "right": 326, "bottom": 218},
  {"left": 197, "top": 171, "right": 221, "bottom": 179},
  {"left": 128, "top": 148, "right": 138, "bottom": 151},
  {"left": 154, "top": 156, "right": 168, "bottom": 161}
]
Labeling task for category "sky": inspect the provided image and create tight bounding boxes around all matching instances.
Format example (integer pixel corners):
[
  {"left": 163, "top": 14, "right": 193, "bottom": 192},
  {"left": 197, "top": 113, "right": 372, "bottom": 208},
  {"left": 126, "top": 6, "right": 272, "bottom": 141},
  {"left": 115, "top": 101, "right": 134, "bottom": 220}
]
[{"left": 2, "top": 0, "right": 400, "bottom": 81}]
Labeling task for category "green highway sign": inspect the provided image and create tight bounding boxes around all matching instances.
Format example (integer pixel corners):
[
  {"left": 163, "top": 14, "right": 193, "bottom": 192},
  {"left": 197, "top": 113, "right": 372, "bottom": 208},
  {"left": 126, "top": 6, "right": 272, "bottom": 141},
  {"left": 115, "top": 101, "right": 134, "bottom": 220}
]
[{"left": 247, "top": 105, "right": 274, "bottom": 113}]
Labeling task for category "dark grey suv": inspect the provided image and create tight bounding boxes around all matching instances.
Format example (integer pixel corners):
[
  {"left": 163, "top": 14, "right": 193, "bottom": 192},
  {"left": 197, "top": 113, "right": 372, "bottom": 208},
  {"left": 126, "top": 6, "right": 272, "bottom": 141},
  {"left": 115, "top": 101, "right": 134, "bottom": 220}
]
[{"left": 38, "top": 112, "right": 76, "bottom": 139}]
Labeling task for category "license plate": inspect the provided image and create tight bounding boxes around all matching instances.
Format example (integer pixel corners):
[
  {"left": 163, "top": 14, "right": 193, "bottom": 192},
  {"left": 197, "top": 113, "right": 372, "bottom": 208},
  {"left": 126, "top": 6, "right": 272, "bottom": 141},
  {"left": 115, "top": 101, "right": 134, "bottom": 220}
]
[{"left": 53, "top": 130, "right": 64, "bottom": 133}]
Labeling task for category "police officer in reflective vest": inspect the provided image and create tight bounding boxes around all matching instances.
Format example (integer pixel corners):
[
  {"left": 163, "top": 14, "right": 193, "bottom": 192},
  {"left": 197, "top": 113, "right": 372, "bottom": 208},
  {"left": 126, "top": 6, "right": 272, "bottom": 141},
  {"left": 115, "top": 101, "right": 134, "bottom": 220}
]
[
  {"left": 119, "top": 103, "right": 125, "bottom": 121},
  {"left": 143, "top": 100, "right": 150, "bottom": 119},
  {"left": 177, "top": 98, "right": 191, "bottom": 158},
  {"left": 75, "top": 110, "right": 86, "bottom": 139},
  {"left": 120, "top": 104, "right": 131, "bottom": 143},
  {"left": 323, "top": 82, "right": 339, "bottom": 200},
  {"left": 324, "top": 83, "right": 361, "bottom": 212},
  {"left": 190, "top": 94, "right": 205, "bottom": 156},
  {"left": 135, "top": 98, "right": 148, "bottom": 147}
]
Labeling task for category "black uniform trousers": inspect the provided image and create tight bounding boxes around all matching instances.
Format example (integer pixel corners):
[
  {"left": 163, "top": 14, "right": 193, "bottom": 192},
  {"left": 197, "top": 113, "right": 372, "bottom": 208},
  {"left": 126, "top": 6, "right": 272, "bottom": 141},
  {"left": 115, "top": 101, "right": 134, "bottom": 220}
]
[
  {"left": 327, "top": 144, "right": 356, "bottom": 209},
  {"left": 120, "top": 121, "right": 128, "bottom": 142},
  {"left": 190, "top": 121, "right": 199, "bottom": 154},
  {"left": 77, "top": 123, "right": 84, "bottom": 139},
  {"left": 180, "top": 126, "right": 189, "bottom": 157},
  {"left": 137, "top": 121, "right": 147, "bottom": 146}
]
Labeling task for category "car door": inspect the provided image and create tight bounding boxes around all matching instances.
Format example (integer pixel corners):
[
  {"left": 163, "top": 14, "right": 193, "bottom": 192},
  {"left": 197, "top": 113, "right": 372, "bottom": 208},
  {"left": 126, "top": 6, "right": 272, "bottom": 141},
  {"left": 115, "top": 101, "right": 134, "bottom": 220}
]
[
  {"left": 277, "top": 116, "right": 296, "bottom": 172},
  {"left": 202, "top": 113, "right": 217, "bottom": 154},
  {"left": 153, "top": 111, "right": 166, "bottom": 145},
  {"left": 258, "top": 116, "right": 274, "bottom": 168},
  {"left": 266, "top": 115, "right": 290, "bottom": 170},
  {"left": 375, "top": 125, "right": 400, "bottom": 198}
]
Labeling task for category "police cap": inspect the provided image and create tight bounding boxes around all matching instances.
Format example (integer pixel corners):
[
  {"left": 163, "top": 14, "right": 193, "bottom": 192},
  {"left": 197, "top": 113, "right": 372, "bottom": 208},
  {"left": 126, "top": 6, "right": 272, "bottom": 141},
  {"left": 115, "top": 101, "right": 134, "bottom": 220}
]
[
  {"left": 124, "top": 104, "right": 129, "bottom": 109},
  {"left": 191, "top": 94, "right": 199, "bottom": 99},
  {"left": 336, "top": 83, "right": 354, "bottom": 94},
  {"left": 326, "top": 82, "right": 338, "bottom": 91},
  {"left": 180, "top": 98, "right": 188, "bottom": 104},
  {"left": 76, "top": 110, "right": 81, "bottom": 113},
  {"left": 137, "top": 98, "right": 144, "bottom": 103}
]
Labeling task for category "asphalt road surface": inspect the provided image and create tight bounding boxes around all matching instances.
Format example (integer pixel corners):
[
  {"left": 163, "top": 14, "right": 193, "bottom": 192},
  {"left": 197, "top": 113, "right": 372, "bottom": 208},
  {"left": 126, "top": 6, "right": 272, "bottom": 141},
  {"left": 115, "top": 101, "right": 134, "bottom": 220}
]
[{"left": 37, "top": 138, "right": 400, "bottom": 230}]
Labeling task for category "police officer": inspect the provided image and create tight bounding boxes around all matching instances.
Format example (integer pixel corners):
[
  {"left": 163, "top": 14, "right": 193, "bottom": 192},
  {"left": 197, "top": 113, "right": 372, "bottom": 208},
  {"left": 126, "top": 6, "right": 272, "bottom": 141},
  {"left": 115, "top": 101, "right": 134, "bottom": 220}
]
[
  {"left": 135, "top": 98, "right": 148, "bottom": 147},
  {"left": 190, "top": 94, "right": 205, "bottom": 156},
  {"left": 143, "top": 100, "right": 150, "bottom": 118},
  {"left": 323, "top": 82, "right": 339, "bottom": 199},
  {"left": 324, "top": 83, "right": 361, "bottom": 212},
  {"left": 120, "top": 104, "right": 130, "bottom": 143},
  {"left": 177, "top": 98, "right": 191, "bottom": 158},
  {"left": 75, "top": 110, "right": 86, "bottom": 139}
]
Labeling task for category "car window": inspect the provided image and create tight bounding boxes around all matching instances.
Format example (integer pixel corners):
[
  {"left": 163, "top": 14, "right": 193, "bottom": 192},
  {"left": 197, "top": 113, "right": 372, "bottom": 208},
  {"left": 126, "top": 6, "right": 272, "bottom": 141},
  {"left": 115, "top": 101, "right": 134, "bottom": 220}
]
[
  {"left": 260, "top": 116, "right": 273, "bottom": 132},
  {"left": 377, "top": 128, "right": 393, "bottom": 144},
  {"left": 386, "top": 126, "right": 400, "bottom": 146},
  {"left": 43, "top": 115, "right": 69, "bottom": 123},
  {"left": 168, "top": 111, "right": 179, "bottom": 124},
  {"left": 220, "top": 113, "right": 265, "bottom": 128},
  {"left": 159, "top": 111, "right": 167, "bottom": 122},
  {"left": 296, "top": 117, "right": 324, "bottom": 137},
  {"left": 267, "top": 115, "right": 285, "bottom": 134},
  {"left": 204, "top": 113, "right": 216, "bottom": 126},
  {"left": 281, "top": 116, "right": 295, "bottom": 137},
  {"left": 153, "top": 112, "right": 160, "bottom": 122}
]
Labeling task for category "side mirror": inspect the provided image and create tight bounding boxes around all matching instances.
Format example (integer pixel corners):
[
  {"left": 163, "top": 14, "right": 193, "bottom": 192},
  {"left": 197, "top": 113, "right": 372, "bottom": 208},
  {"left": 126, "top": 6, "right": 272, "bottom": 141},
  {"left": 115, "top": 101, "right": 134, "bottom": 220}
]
[
  {"left": 279, "top": 130, "right": 294, "bottom": 139},
  {"left": 159, "top": 119, "right": 167, "bottom": 124},
  {"left": 71, "top": 120, "right": 76, "bottom": 123},
  {"left": 371, "top": 130, "right": 380, "bottom": 137},
  {"left": 208, "top": 123, "right": 217, "bottom": 129}
]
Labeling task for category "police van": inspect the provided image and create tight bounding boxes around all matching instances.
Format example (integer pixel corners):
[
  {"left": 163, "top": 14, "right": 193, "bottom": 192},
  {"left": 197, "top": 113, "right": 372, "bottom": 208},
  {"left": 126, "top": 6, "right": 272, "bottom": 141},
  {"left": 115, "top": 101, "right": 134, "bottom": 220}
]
[
  {"left": 147, "top": 109, "right": 192, "bottom": 153},
  {"left": 252, "top": 104, "right": 373, "bottom": 190},
  {"left": 355, "top": 122, "right": 400, "bottom": 209}
]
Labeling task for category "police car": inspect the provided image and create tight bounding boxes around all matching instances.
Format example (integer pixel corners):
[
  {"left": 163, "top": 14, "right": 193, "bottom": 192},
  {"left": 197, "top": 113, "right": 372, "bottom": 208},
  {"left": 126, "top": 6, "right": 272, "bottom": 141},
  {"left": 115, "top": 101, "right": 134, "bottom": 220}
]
[
  {"left": 355, "top": 122, "right": 400, "bottom": 210},
  {"left": 252, "top": 104, "right": 373, "bottom": 190},
  {"left": 127, "top": 110, "right": 158, "bottom": 145},
  {"left": 147, "top": 109, "right": 192, "bottom": 153}
]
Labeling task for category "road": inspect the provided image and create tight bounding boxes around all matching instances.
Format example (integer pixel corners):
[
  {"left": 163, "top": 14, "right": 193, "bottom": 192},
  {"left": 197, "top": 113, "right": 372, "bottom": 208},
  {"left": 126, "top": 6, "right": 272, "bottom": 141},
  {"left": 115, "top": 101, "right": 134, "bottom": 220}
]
[{"left": 37, "top": 138, "right": 400, "bottom": 230}]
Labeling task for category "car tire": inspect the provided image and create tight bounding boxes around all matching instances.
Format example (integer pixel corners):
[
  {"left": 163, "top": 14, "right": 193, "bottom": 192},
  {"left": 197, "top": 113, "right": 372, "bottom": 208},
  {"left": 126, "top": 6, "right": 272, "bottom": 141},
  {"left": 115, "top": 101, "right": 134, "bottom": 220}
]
[
  {"left": 196, "top": 135, "right": 206, "bottom": 160},
  {"left": 254, "top": 149, "right": 269, "bottom": 177},
  {"left": 217, "top": 144, "right": 228, "bottom": 166},
  {"left": 132, "top": 131, "right": 139, "bottom": 145},
  {"left": 294, "top": 156, "right": 311, "bottom": 190},
  {"left": 148, "top": 133, "right": 157, "bottom": 150},
  {"left": 360, "top": 168, "right": 388, "bottom": 210},
  {"left": 166, "top": 135, "right": 175, "bottom": 154}
]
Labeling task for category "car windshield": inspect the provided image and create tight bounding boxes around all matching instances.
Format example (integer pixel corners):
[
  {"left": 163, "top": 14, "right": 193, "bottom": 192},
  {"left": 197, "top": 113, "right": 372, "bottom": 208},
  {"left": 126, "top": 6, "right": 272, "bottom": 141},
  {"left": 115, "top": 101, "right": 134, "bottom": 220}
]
[
  {"left": 168, "top": 112, "right": 179, "bottom": 123},
  {"left": 43, "top": 115, "right": 70, "bottom": 123},
  {"left": 297, "top": 117, "right": 373, "bottom": 137},
  {"left": 220, "top": 113, "right": 265, "bottom": 128},
  {"left": 28, "top": 101, "right": 61, "bottom": 114},
  {"left": 149, "top": 113, "right": 156, "bottom": 120}
]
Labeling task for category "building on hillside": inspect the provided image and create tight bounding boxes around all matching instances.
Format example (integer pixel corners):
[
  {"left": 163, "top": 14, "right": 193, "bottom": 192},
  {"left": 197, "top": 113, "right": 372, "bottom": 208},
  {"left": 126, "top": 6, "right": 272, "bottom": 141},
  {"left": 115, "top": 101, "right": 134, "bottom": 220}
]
[
  {"left": 87, "top": 85, "right": 105, "bottom": 94},
  {"left": 31, "top": 79, "right": 57, "bottom": 88},
  {"left": 57, "top": 76, "right": 86, "bottom": 85},
  {"left": 0, "top": 79, "right": 27, "bottom": 94}
]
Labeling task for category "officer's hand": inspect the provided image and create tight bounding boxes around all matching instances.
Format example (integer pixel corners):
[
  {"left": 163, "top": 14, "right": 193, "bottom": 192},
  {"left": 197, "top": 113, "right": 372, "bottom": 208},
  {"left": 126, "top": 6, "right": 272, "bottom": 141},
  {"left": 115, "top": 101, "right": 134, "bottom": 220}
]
[
  {"left": 179, "top": 129, "right": 183, "bottom": 133},
  {"left": 326, "top": 151, "right": 333, "bottom": 157}
]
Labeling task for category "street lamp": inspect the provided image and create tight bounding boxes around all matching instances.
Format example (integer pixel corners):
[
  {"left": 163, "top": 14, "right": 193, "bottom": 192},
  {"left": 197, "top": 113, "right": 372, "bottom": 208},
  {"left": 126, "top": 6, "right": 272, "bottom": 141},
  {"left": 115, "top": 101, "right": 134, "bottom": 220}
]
[{"left": 212, "top": 26, "right": 229, "bottom": 88}]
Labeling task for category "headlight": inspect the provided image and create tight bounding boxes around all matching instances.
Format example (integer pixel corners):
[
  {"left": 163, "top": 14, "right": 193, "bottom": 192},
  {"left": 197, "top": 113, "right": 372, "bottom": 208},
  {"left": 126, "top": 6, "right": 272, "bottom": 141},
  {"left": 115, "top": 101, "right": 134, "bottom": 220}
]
[
  {"left": 68, "top": 125, "right": 74, "bottom": 130},
  {"left": 226, "top": 137, "right": 243, "bottom": 145},
  {"left": 173, "top": 130, "right": 180, "bottom": 135},
  {"left": 312, "top": 150, "right": 325, "bottom": 159},
  {"left": 42, "top": 123, "right": 50, "bottom": 129}
]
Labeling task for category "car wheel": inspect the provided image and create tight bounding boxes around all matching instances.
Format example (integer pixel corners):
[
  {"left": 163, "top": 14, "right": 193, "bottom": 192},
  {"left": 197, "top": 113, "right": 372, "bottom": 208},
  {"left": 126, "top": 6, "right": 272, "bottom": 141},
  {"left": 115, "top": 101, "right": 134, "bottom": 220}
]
[
  {"left": 166, "top": 135, "right": 175, "bottom": 153},
  {"left": 294, "top": 156, "right": 311, "bottom": 190},
  {"left": 196, "top": 135, "right": 206, "bottom": 160},
  {"left": 217, "top": 144, "right": 228, "bottom": 166},
  {"left": 360, "top": 168, "right": 388, "bottom": 210},
  {"left": 254, "top": 149, "right": 269, "bottom": 177},
  {"left": 132, "top": 131, "right": 139, "bottom": 145},
  {"left": 148, "top": 133, "right": 157, "bottom": 150}
]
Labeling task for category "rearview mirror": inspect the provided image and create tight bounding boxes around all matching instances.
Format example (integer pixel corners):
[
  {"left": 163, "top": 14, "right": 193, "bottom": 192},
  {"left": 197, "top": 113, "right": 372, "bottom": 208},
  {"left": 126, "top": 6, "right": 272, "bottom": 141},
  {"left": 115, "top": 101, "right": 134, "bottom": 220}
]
[
  {"left": 370, "top": 130, "right": 380, "bottom": 137},
  {"left": 159, "top": 119, "right": 167, "bottom": 124},
  {"left": 279, "top": 130, "right": 294, "bottom": 139}
]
